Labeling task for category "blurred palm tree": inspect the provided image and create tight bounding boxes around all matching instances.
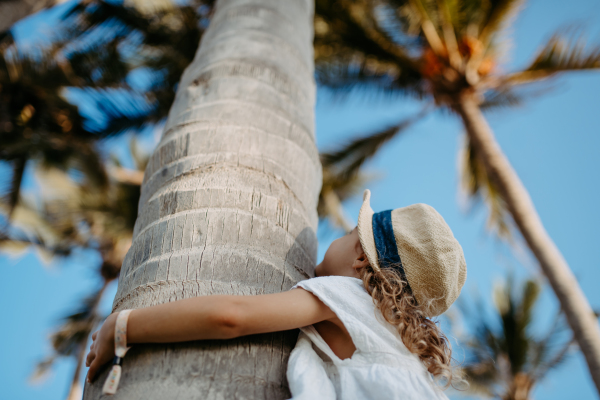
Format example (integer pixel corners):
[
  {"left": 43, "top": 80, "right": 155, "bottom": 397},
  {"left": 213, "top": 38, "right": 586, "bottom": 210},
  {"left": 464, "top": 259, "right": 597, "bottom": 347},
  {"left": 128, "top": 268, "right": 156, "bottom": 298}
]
[
  {"left": 0, "top": 0, "right": 213, "bottom": 218},
  {"left": 63, "top": 0, "right": 213, "bottom": 123},
  {"left": 460, "top": 278, "right": 576, "bottom": 400},
  {"left": 0, "top": 0, "right": 68, "bottom": 34},
  {"left": 0, "top": 37, "right": 109, "bottom": 218},
  {"left": 1, "top": 140, "right": 147, "bottom": 400},
  {"left": 312, "top": 0, "right": 600, "bottom": 390}
]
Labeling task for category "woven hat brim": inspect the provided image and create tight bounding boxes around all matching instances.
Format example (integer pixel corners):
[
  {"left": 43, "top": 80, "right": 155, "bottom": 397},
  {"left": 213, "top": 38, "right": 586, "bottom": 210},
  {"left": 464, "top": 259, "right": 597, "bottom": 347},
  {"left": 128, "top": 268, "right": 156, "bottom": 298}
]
[{"left": 357, "top": 189, "right": 380, "bottom": 271}]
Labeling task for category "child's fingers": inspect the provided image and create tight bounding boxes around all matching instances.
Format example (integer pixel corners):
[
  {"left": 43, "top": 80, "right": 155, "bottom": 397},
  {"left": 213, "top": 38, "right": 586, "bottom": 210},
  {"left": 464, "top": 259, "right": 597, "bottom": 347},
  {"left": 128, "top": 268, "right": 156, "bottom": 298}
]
[
  {"left": 87, "top": 360, "right": 99, "bottom": 382},
  {"left": 92, "top": 331, "right": 98, "bottom": 340},
  {"left": 86, "top": 350, "right": 95, "bottom": 367}
]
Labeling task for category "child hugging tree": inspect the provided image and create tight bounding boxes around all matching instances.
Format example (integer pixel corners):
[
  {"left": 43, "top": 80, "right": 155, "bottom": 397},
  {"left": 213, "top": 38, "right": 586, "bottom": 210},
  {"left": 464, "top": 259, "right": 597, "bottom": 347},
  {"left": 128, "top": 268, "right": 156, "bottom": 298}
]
[{"left": 87, "top": 189, "right": 466, "bottom": 399}]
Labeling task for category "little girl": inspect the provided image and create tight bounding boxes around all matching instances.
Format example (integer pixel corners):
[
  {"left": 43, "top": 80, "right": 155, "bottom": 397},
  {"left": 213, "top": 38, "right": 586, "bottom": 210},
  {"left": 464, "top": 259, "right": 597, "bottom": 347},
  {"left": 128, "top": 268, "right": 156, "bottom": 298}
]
[{"left": 86, "top": 189, "right": 467, "bottom": 399}]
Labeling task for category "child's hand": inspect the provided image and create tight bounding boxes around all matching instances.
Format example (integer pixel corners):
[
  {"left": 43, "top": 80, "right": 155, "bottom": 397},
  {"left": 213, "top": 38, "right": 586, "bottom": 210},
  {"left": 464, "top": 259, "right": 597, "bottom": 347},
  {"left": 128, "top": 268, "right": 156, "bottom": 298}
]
[{"left": 85, "top": 312, "right": 118, "bottom": 383}]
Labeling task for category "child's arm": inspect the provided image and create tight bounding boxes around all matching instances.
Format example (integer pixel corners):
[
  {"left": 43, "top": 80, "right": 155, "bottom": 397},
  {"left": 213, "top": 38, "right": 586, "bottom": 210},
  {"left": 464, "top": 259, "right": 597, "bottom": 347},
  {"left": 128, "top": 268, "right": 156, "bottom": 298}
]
[{"left": 86, "top": 288, "right": 333, "bottom": 381}]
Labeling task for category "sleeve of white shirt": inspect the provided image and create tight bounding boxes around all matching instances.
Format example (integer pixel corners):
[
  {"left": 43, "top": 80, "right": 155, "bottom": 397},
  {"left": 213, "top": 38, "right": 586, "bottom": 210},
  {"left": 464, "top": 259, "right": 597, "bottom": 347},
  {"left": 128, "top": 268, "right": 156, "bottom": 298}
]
[{"left": 286, "top": 332, "right": 337, "bottom": 400}]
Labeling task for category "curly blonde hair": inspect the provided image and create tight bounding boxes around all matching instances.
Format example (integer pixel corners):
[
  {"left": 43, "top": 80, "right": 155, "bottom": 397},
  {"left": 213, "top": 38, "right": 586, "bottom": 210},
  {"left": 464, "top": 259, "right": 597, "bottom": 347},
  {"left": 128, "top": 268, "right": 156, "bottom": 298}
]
[{"left": 358, "top": 262, "right": 462, "bottom": 388}]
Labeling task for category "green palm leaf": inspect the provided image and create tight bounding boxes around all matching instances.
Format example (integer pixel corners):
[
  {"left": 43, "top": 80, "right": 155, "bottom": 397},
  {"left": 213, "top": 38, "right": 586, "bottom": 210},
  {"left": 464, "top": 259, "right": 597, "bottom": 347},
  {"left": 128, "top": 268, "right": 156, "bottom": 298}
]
[
  {"left": 460, "top": 133, "right": 512, "bottom": 238},
  {"left": 479, "top": 0, "right": 525, "bottom": 45},
  {"left": 506, "top": 31, "right": 600, "bottom": 84},
  {"left": 460, "top": 277, "right": 574, "bottom": 399},
  {"left": 0, "top": 188, "right": 79, "bottom": 257},
  {"left": 2, "top": 157, "right": 27, "bottom": 218},
  {"left": 31, "top": 284, "right": 107, "bottom": 382},
  {"left": 321, "top": 109, "right": 429, "bottom": 183},
  {"left": 314, "top": 0, "right": 422, "bottom": 97},
  {"left": 316, "top": 59, "right": 425, "bottom": 99},
  {"left": 317, "top": 108, "right": 429, "bottom": 230}
]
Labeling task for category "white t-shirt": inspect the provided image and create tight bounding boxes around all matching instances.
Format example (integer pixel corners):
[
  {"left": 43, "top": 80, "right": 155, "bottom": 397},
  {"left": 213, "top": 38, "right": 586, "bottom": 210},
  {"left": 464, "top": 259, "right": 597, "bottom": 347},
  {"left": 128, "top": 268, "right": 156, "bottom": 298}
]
[{"left": 286, "top": 275, "right": 449, "bottom": 400}]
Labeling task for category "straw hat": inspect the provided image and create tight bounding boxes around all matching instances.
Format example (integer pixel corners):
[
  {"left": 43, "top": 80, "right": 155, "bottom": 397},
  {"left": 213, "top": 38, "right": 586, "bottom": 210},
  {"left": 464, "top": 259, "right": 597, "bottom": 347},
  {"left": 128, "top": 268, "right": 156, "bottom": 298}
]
[{"left": 357, "top": 189, "right": 467, "bottom": 318}]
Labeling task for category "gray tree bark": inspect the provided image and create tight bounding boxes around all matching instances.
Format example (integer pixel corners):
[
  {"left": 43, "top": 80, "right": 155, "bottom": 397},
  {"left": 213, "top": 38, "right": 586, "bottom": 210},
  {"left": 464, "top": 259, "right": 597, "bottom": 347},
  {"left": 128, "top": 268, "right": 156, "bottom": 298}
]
[
  {"left": 456, "top": 93, "right": 600, "bottom": 396},
  {"left": 83, "top": 0, "right": 320, "bottom": 398}
]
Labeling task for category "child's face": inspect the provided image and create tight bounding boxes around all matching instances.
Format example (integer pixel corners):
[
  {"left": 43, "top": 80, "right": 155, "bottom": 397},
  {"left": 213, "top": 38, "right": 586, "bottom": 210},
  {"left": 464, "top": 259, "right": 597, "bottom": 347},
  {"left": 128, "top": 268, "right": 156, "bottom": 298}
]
[{"left": 315, "top": 227, "right": 365, "bottom": 278}]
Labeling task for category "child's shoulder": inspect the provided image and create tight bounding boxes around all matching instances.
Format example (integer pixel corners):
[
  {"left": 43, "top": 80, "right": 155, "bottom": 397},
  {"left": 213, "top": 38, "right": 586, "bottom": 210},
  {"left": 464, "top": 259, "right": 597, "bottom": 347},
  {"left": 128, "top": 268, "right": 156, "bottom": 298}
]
[
  {"left": 292, "top": 275, "right": 366, "bottom": 297},
  {"left": 294, "top": 275, "right": 362, "bottom": 287}
]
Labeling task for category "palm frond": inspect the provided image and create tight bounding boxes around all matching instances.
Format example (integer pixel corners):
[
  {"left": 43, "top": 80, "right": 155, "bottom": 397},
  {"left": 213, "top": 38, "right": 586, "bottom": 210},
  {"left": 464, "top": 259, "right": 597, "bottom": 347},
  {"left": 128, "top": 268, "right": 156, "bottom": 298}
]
[
  {"left": 440, "top": 0, "right": 487, "bottom": 37},
  {"left": 0, "top": 233, "right": 62, "bottom": 261},
  {"left": 320, "top": 165, "right": 373, "bottom": 202},
  {"left": 66, "top": 37, "right": 131, "bottom": 88},
  {"left": 407, "top": 0, "right": 445, "bottom": 55},
  {"left": 457, "top": 291, "right": 503, "bottom": 396},
  {"left": 318, "top": 187, "right": 355, "bottom": 232},
  {"left": 352, "top": 0, "right": 419, "bottom": 59},
  {"left": 460, "top": 133, "right": 512, "bottom": 238},
  {"left": 459, "top": 276, "right": 574, "bottom": 398},
  {"left": 479, "top": 0, "right": 524, "bottom": 46},
  {"left": 0, "top": 191, "right": 77, "bottom": 256},
  {"left": 321, "top": 109, "right": 429, "bottom": 184},
  {"left": 480, "top": 86, "right": 524, "bottom": 110},
  {"left": 371, "top": 1, "right": 419, "bottom": 47},
  {"left": 76, "top": 87, "right": 157, "bottom": 136},
  {"left": 500, "top": 279, "right": 539, "bottom": 374},
  {"left": 494, "top": 278, "right": 529, "bottom": 375},
  {"left": 125, "top": 0, "right": 175, "bottom": 15},
  {"left": 315, "top": 0, "right": 420, "bottom": 63},
  {"left": 506, "top": 31, "right": 600, "bottom": 84},
  {"left": 529, "top": 312, "right": 574, "bottom": 380},
  {"left": 314, "top": 0, "right": 423, "bottom": 98},
  {"left": 29, "top": 356, "right": 57, "bottom": 384},
  {"left": 31, "top": 284, "right": 108, "bottom": 381},
  {"left": 321, "top": 126, "right": 395, "bottom": 180},
  {"left": 480, "top": 81, "right": 560, "bottom": 111},
  {"left": 318, "top": 162, "right": 374, "bottom": 230},
  {"left": 2, "top": 49, "right": 62, "bottom": 89},
  {"left": 437, "top": 0, "right": 463, "bottom": 69},
  {"left": 2, "top": 157, "right": 27, "bottom": 218},
  {"left": 64, "top": 0, "right": 154, "bottom": 38},
  {"left": 316, "top": 58, "right": 424, "bottom": 99},
  {"left": 68, "top": 142, "right": 109, "bottom": 190},
  {"left": 128, "top": 136, "right": 150, "bottom": 172},
  {"left": 1, "top": 146, "right": 140, "bottom": 268},
  {"left": 518, "top": 280, "right": 540, "bottom": 329},
  {"left": 461, "top": 362, "right": 498, "bottom": 396},
  {"left": 530, "top": 308, "right": 598, "bottom": 380},
  {"left": 532, "top": 338, "right": 574, "bottom": 380},
  {"left": 317, "top": 108, "right": 429, "bottom": 230}
]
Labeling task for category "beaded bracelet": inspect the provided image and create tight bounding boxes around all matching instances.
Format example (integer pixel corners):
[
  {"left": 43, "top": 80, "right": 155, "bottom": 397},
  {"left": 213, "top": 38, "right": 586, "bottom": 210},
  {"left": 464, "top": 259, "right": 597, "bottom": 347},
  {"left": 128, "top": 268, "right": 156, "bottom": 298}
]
[{"left": 102, "top": 309, "right": 133, "bottom": 395}]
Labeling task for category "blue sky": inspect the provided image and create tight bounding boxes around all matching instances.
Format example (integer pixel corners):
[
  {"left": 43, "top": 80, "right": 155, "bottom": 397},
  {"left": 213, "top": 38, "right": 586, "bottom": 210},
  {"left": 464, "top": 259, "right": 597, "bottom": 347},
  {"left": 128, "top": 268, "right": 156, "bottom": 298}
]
[{"left": 1, "top": 0, "right": 600, "bottom": 399}]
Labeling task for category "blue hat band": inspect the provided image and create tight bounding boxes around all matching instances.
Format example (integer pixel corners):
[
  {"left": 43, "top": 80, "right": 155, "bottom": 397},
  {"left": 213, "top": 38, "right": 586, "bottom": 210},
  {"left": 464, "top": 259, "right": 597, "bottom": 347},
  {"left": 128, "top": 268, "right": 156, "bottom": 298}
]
[{"left": 372, "top": 210, "right": 414, "bottom": 297}]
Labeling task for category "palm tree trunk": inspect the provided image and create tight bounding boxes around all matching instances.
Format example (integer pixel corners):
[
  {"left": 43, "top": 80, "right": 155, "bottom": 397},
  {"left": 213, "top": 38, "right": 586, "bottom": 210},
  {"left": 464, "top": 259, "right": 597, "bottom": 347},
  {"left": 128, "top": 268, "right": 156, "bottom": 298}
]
[
  {"left": 504, "top": 372, "right": 534, "bottom": 400},
  {"left": 66, "top": 346, "right": 85, "bottom": 400},
  {"left": 83, "top": 0, "right": 320, "bottom": 398},
  {"left": 455, "top": 93, "right": 600, "bottom": 395}
]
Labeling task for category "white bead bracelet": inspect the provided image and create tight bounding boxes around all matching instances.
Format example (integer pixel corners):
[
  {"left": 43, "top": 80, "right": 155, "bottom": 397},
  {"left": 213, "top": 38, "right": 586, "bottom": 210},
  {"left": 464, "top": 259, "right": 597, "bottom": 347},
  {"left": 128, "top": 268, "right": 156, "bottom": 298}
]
[{"left": 102, "top": 309, "right": 133, "bottom": 395}]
